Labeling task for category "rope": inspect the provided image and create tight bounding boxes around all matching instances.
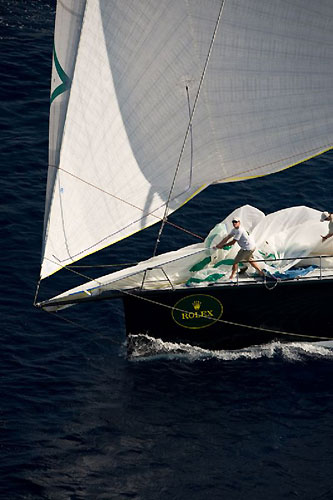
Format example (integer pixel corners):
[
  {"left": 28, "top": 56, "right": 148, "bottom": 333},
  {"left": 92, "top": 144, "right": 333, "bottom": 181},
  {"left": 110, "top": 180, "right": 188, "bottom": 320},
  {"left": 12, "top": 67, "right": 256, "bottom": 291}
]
[
  {"left": 264, "top": 275, "right": 279, "bottom": 291},
  {"left": 51, "top": 254, "right": 104, "bottom": 285},
  {"left": 33, "top": 279, "right": 41, "bottom": 307},
  {"left": 152, "top": 0, "right": 227, "bottom": 257},
  {"left": 167, "top": 218, "right": 204, "bottom": 241}
]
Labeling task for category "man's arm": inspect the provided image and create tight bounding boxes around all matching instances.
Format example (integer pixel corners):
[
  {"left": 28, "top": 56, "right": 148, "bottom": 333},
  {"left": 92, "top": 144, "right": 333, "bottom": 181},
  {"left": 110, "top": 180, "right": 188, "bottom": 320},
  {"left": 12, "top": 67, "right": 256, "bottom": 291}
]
[
  {"left": 215, "top": 234, "right": 236, "bottom": 249},
  {"left": 321, "top": 233, "right": 333, "bottom": 242}
]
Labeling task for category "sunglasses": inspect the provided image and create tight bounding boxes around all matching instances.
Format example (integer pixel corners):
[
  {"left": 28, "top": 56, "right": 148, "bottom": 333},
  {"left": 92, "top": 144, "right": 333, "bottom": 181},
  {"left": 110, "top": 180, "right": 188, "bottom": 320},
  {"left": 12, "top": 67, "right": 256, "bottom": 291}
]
[{"left": 232, "top": 220, "right": 239, "bottom": 224}]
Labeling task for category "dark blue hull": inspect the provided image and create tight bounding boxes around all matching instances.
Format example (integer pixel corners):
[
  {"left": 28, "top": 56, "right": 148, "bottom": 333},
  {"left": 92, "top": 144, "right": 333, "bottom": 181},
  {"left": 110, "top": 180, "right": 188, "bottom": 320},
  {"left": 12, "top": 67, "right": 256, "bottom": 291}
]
[{"left": 123, "top": 278, "right": 333, "bottom": 351}]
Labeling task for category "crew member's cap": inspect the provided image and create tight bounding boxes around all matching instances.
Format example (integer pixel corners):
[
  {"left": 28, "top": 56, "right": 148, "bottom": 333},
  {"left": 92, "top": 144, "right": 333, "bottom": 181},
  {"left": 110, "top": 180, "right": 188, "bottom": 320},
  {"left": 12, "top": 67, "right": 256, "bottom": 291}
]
[
  {"left": 320, "top": 211, "right": 330, "bottom": 222},
  {"left": 232, "top": 218, "right": 240, "bottom": 223}
]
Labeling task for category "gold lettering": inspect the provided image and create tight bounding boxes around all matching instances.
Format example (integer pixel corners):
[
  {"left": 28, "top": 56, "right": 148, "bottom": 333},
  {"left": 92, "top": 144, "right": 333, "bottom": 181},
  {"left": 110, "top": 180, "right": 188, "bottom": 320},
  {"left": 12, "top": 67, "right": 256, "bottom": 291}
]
[{"left": 180, "top": 310, "right": 215, "bottom": 321}]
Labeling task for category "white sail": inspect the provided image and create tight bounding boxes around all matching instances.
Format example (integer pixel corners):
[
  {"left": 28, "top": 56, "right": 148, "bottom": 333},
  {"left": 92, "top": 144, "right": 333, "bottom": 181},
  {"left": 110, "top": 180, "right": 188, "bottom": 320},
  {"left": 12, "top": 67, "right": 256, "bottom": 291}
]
[{"left": 41, "top": 0, "right": 333, "bottom": 279}]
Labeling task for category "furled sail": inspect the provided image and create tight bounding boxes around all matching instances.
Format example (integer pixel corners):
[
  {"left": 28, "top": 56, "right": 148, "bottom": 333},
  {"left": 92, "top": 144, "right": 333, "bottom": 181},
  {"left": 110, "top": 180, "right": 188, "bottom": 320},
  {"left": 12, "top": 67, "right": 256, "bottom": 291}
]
[{"left": 41, "top": 0, "right": 333, "bottom": 279}]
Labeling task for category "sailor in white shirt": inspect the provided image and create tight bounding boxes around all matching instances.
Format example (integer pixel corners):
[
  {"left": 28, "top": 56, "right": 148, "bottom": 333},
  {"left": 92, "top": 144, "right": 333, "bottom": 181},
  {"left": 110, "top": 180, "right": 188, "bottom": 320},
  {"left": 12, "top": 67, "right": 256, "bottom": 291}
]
[{"left": 215, "top": 218, "right": 264, "bottom": 280}]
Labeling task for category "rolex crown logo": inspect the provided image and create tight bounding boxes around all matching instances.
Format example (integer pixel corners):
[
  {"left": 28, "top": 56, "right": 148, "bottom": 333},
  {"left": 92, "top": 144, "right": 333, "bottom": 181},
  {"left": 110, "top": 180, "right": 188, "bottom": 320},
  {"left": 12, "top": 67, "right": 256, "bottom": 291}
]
[{"left": 192, "top": 300, "right": 201, "bottom": 310}]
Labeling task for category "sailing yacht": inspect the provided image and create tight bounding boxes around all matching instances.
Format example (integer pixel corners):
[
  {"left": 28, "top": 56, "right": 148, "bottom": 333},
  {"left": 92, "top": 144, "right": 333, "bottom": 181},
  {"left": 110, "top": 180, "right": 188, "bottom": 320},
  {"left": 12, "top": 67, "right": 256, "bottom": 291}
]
[{"left": 36, "top": 0, "right": 333, "bottom": 350}]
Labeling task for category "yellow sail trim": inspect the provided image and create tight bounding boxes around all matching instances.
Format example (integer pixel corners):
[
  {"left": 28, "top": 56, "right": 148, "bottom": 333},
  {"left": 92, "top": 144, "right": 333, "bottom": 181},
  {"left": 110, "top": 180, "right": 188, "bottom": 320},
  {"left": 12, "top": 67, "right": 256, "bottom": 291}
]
[
  {"left": 179, "top": 183, "right": 208, "bottom": 208},
  {"left": 220, "top": 145, "right": 333, "bottom": 183}
]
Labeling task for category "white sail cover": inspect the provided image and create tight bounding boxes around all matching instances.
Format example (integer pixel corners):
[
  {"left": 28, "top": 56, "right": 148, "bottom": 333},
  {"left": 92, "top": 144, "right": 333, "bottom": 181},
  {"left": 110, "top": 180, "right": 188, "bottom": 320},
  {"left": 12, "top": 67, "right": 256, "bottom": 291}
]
[{"left": 41, "top": 0, "right": 333, "bottom": 279}]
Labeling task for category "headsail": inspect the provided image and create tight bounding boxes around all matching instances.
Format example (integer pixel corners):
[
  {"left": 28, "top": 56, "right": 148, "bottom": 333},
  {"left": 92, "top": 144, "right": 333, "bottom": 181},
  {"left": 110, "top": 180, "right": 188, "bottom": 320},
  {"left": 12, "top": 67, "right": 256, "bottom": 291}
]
[{"left": 41, "top": 0, "right": 333, "bottom": 279}]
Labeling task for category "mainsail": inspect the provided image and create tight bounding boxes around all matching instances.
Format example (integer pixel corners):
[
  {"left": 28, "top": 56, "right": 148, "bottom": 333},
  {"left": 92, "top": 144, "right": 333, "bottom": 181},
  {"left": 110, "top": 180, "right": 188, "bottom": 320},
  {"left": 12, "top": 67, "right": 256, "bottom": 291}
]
[{"left": 41, "top": 0, "right": 333, "bottom": 280}]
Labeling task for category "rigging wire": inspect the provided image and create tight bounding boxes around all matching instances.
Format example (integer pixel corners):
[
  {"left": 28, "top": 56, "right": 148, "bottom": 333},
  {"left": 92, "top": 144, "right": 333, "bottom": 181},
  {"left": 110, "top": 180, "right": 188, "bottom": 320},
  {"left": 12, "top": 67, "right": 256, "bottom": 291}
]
[
  {"left": 33, "top": 279, "right": 41, "bottom": 307},
  {"left": 49, "top": 164, "right": 204, "bottom": 243},
  {"left": 152, "top": 0, "right": 227, "bottom": 257},
  {"left": 33, "top": 207, "right": 205, "bottom": 304},
  {"left": 50, "top": 254, "right": 104, "bottom": 285}
]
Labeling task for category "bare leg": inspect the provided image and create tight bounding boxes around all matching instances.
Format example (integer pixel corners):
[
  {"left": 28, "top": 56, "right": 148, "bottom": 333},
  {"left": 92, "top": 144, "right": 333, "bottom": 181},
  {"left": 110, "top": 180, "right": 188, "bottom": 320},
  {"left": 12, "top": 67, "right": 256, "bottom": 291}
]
[
  {"left": 249, "top": 259, "right": 264, "bottom": 276},
  {"left": 230, "top": 262, "right": 238, "bottom": 279}
]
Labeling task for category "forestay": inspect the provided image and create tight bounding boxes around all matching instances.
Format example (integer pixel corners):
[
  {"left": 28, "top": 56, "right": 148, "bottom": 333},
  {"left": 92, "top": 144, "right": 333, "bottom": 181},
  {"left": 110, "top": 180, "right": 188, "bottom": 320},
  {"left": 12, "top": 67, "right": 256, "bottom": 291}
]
[{"left": 41, "top": 0, "right": 333, "bottom": 279}]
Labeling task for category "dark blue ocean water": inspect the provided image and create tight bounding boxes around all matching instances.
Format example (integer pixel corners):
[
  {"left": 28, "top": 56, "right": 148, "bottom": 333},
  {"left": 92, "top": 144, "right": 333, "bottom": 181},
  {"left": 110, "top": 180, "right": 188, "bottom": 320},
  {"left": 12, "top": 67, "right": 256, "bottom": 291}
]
[{"left": 1, "top": 2, "right": 333, "bottom": 498}]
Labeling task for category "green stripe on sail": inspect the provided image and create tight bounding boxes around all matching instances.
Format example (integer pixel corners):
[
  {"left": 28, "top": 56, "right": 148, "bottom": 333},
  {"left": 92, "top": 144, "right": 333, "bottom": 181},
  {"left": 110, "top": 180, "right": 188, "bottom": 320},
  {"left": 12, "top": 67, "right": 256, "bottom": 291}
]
[
  {"left": 189, "top": 257, "right": 211, "bottom": 272},
  {"left": 189, "top": 248, "right": 235, "bottom": 272},
  {"left": 186, "top": 273, "right": 225, "bottom": 286},
  {"left": 258, "top": 250, "right": 276, "bottom": 260},
  {"left": 50, "top": 47, "right": 71, "bottom": 104},
  {"left": 213, "top": 259, "right": 234, "bottom": 268}
]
